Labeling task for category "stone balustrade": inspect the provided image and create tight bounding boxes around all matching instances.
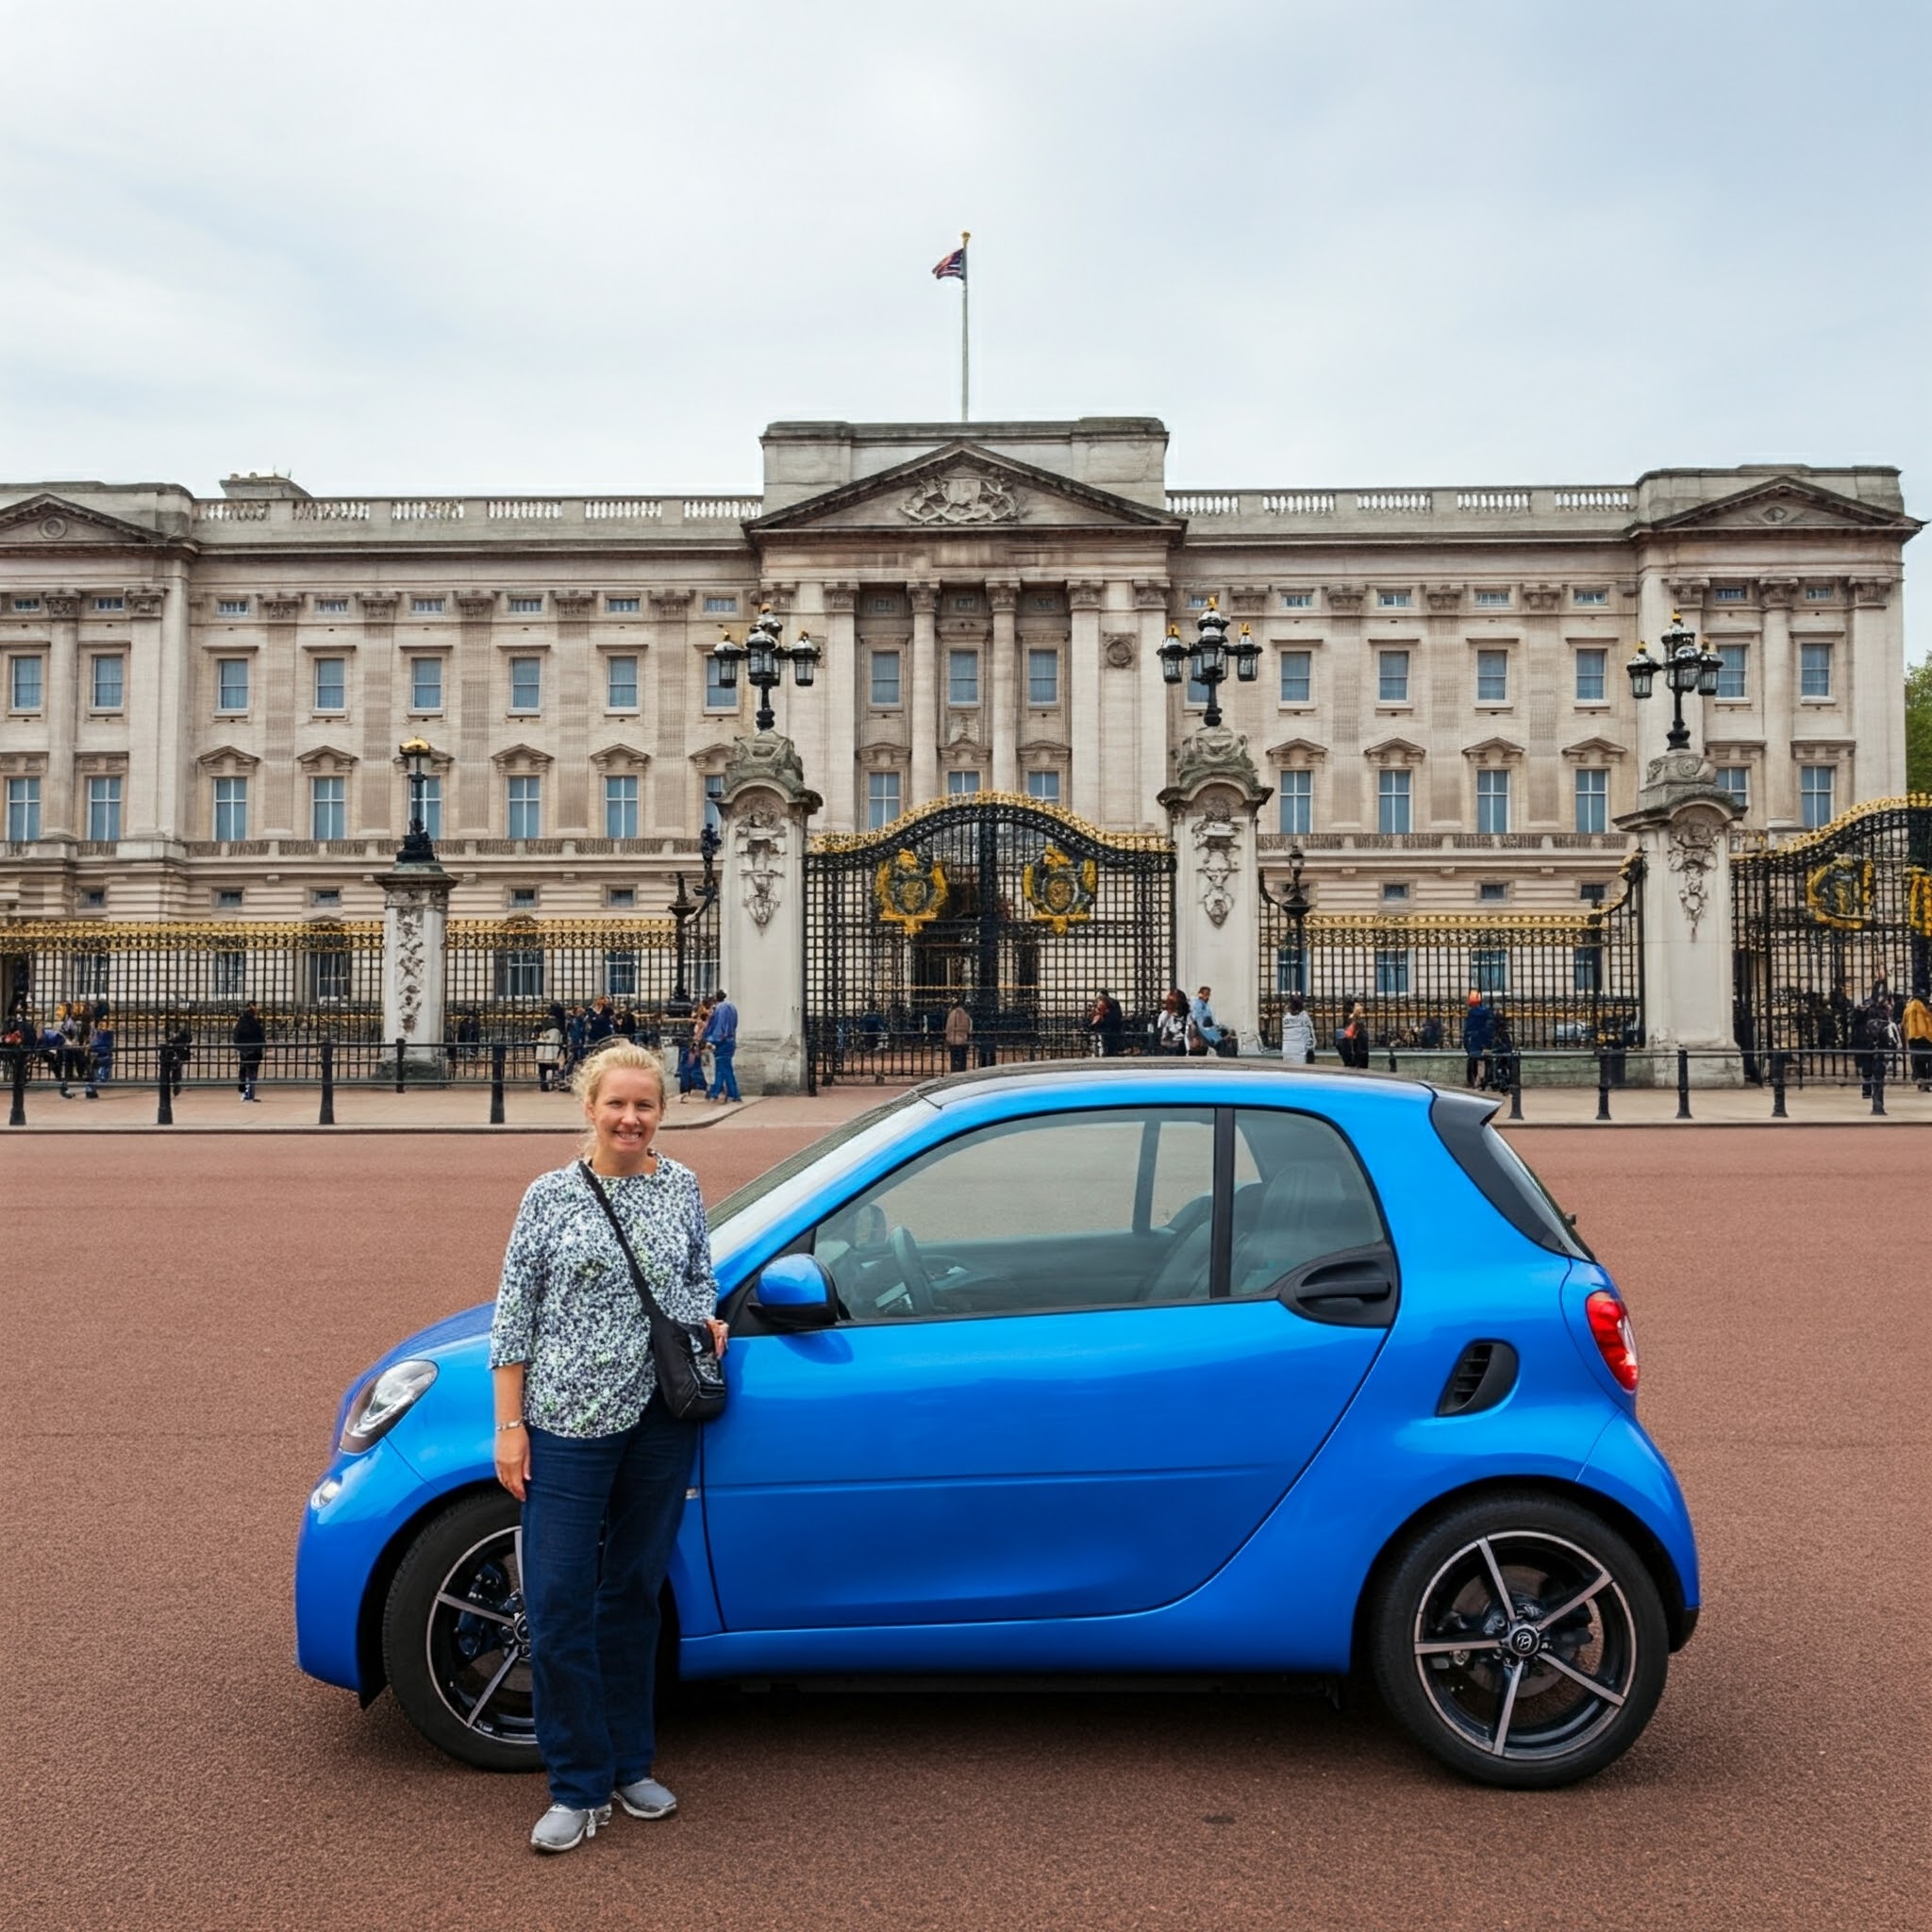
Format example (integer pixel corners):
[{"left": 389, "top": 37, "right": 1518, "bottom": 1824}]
[
  {"left": 189, "top": 493, "right": 768, "bottom": 539},
  {"left": 1158, "top": 484, "right": 1638, "bottom": 529}
]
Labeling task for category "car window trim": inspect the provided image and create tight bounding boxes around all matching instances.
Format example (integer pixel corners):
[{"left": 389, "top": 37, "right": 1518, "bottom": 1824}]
[{"left": 1209, "top": 1108, "right": 1236, "bottom": 1300}]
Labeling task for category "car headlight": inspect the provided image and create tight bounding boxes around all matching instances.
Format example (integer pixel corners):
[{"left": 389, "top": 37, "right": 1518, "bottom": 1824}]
[{"left": 339, "top": 1359, "right": 438, "bottom": 1454}]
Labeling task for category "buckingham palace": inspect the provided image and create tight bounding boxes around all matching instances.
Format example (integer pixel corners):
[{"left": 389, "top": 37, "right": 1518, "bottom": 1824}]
[{"left": 0, "top": 415, "right": 1918, "bottom": 924}]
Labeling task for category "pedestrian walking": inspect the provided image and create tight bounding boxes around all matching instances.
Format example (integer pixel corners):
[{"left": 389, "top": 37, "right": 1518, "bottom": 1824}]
[
  {"left": 161, "top": 1026, "right": 192, "bottom": 1097},
  {"left": 490, "top": 1040, "right": 728, "bottom": 1855},
  {"left": 535, "top": 1020, "right": 564, "bottom": 1092},
  {"left": 1338, "top": 1000, "right": 1372, "bottom": 1070},
  {"left": 944, "top": 997, "right": 972, "bottom": 1073},
  {"left": 703, "top": 989, "right": 740, "bottom": 1103},
  {"left": 86, "top": 1017, "right": 114, "bottom": 1098},
  {"left": 1485, "top": 1011, "right": 1520, "bottom": 1094},
  {"left": 1903, "top": 987, "right": 1932, "bottom": 1091},
  {"left": 564, "top": 1007, "right": 590, "bottom": 1077},
  {"left": 233, "top": 1002, "right": 266, "bottom": 1101},
  {"left": 1462, "top": 991, "right": 1495, "bottom": 1089},
  {"left": 1279, "top": 992, "right": 1316, "bottom": 1066}
]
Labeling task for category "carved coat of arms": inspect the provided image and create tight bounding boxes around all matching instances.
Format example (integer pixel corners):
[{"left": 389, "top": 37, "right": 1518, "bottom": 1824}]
[
  {"left": 901, "top": 472, "right": 1018, "bottom": 526},
  {"left": 1022, "top": 844, "right": 1097, "bottom": 936},
  {"left": 874, "top": 850, "right": 950, "bottom": 933},
  {"left": 1908, "top": 865, "right": 1932, "bottom": 939},
  {"left": 1806, "top": 855, "right": 1874, "bottom": 931}
]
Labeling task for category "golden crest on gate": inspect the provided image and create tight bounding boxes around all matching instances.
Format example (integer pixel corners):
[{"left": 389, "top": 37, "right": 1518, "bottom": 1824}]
[
  {"left": 1907, "top": 865, "right": 1932, "bottom": 938},
  {"left": 874, "top": 849, "right": 950, "bottom": 933},
  {"left": 1023, "top": 843, "right": 1098, "bottom": 936},
  {"left": 1805, "top": 855, "right": 1874, "bottom": 931}
]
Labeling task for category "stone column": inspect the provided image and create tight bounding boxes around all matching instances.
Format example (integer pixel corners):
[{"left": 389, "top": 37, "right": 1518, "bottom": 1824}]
[
  {"left": 821, "top": 582, "right": 858, "bottom": 830},
  {"left": 1757, "top": 577, "right": 1796, "bottom": 825},
  {"left": 1847, "top": 575, "right": 1901, "bottom": 800},
  {"left": 1159, "top": 724, "right": 1272, "bottom": 1052},
  {"left": 1068, "top": 578, "right": 1104, "bottom": 821},
  {"left": 717, "top": 731, "right": 822, "bottom": 1093},
  {"left": 1135, "top": 579, "right": 1171, "bottom": 827},
  {"left": 989, "top": 579, "right": 1019, "bottom": 794},
  {"left": 381, "top": 856, "right": 454, "bottom": 1078},
  {"left": 123, "top": 585, "right": 169, "bottom": 840},
  {"left": 647, "top": 589, "right": 693, "bottom": 835},
  {"left": 1615, "top": 749, "right": 1743, "bottom": 1084},
  {"left": 908, "top": 583, "right": 940, "bottom": 806},
  {"left": 41, "top": 591, "right": 79, "bottom": 838}
]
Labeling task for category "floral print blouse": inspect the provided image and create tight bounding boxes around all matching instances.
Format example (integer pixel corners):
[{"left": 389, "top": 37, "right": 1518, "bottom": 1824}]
[{"left": 490, "top": 1157, "right": 718, "bottom": 1438}]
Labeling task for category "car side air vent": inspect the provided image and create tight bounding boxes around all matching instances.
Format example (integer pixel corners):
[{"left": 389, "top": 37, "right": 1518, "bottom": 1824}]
[{"left": 1436, "top": 1341, "right": 1519, "bottom": 1418}]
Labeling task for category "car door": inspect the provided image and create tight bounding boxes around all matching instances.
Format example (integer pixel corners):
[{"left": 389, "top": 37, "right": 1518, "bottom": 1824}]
[{"left": 701, "top": 1101, "right": 1395, "bottom": 1633}]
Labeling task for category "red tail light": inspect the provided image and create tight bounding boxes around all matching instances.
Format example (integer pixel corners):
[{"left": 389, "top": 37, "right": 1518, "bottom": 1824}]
[{"left": 1585, "top": 1289, "right": 1640, "bottom": 1392}]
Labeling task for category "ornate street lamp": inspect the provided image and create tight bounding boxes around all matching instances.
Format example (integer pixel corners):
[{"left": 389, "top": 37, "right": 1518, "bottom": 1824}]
[
  {"left": 711, "top": 606, "right": 821, "bottom": 732},
  {"left": 1259, "top": 842, "right": 1312, "bottom": 992},
  {"left": 667, "top": 821, "right": 723, "bottom": 1010},
  {"left": 397, "top": 735, "right": 438, "bottom": 864},
  {"left": 1626, "top": 611, "right": 1724, "bottom": 751},
  {"left": 1160, "top": 597, "right": 1261, "bottom": 728}
]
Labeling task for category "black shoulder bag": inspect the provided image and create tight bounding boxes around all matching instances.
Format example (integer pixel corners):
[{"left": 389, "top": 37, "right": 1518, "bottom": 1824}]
[{"left": 577, "top": 1159, "right": 727, "bottom": 1423}]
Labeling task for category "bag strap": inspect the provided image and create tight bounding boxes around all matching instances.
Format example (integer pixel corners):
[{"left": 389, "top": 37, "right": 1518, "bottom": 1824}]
[{"left": 577, "top": 1159, "right": 672, "bottom": 1326}]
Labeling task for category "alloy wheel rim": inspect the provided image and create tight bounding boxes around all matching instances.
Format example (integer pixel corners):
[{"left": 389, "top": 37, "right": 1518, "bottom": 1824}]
[
  {"left": 1410, "top": 1528, "right": 1637, "bottom": 1761},
  {"left": 425, "top": 1525, "right": 539, "bottom": 1747}
]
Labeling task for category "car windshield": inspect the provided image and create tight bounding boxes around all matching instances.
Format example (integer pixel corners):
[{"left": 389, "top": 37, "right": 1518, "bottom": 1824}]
[{"left": 708, "top": 1092, "right": 929, "bottom": 1243}]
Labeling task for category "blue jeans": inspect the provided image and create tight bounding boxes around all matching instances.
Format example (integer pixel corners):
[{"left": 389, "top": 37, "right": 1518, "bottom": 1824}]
[
  {"left": 707, "top": 1041, "right": 740, "bottom": 1101},
  {"left": 522, "top": 1401, "right": 699, "bottom": 1808}
]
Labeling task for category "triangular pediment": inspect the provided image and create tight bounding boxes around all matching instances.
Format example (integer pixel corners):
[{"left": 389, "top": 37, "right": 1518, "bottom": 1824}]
[
  {"left": 749, "top": 441, "right": 1181, "bottom": 536},
  {"left": 490, "top": 741, "right": 553, "bottom": 770},
  {"left": 0, "top": 491, "right": 169, "bottom": 547},
  {"left": 294, "top": 742, "right": 358, "bottom": 769},
  {"left": 591, "top": 740, "right": 651, "bottom": 770},
  {"left": 1364, "top": 735, "right": 1428, "bottom": 763},
  {"left": 1646, "top": 475, "right": 1922, "bottom": 535},
  {"left": 1561, "top": 735, "right": 1630, "bottom": 761},
  {"left": 195, "top": 743, "right": 259, "bottom": 770},
  {"left": 1267, "top": 735, "right": 1329, "bottom": 762}
]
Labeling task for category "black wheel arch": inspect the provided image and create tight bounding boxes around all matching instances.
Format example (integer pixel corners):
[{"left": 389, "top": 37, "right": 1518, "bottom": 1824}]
[
  {"left": 1347, "top": 1474, "right": 1696, "bottom": 1679},
  {"left": 352, "top": 1480, "right": 684, "bottom": 1709}
]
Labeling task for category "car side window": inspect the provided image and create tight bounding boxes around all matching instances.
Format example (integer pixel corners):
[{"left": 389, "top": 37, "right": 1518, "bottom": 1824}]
[
  {"left": 1227, "top": 1108, "right": 1387, "bottom": 1297},
  {"left": 814, "top": 1107, "right": 1216, "bottom": 1322}
]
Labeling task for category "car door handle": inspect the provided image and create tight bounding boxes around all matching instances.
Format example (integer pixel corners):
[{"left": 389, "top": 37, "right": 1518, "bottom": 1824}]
[
  {"left": 1298, "top": 1262, "right": 1392, "bottom": 1302},
  {"left": 1274, "top": 1246, "right": 1399, "bottom": 1328}
]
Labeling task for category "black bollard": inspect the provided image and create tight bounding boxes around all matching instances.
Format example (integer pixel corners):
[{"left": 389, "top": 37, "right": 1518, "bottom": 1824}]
[
  {"left": 1596, "top": 1053, "right": 1611, "bottom": 1122},
  {"left": 8, "top": 1047, "right": 25, "bottom": 1127},
  {"left": 1508, "top": 1079, "right": 1523, "bottom": 1121},
  {"left": 1771, "top": 1051, "right": 1788, "bottom": 1118},
  {"left": 319, "top": 1041, "right": 336, "bottom": 1126},
  {"left": 157, "top": 1048, "right": 175, "bottom": 1126},
  {"left": 490, "top": 1043, "right": 506, "bottom": 1125},
  {"left": 394, "top": 1037, "right": 407, "bottom": 1095},
  {"left": 1675, "top": 1048, "right": 1691, "bottom": 1121},
  {"left": 1871, "top": 1055, "right": 1886, "bottom": 1117}
]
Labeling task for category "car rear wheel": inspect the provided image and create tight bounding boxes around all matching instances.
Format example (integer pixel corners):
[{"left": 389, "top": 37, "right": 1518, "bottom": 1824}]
[
  {"left": 1370, "top": 1491, "right": 1670, "bottom": 1789},
  {"left": 382, "top": 1491, "right": 540, "bottom": 1772}
]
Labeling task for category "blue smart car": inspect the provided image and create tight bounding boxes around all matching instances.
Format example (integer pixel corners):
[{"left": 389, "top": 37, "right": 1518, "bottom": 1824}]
[{"left": 295, "top": 1062, "right": 1698, "bottom": 1789}]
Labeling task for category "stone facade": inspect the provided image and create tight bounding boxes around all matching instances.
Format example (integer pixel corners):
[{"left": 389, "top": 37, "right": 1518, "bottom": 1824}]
[{"left": 0, "top": 419, "right": 1917, "bottom": 923}]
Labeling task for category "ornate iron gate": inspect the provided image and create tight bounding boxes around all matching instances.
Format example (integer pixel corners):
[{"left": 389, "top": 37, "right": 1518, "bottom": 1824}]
[
  {"left": 804, "top": 797, "right": 1175, "bottom": 1088},
  {"left": 1730, "top": 794, "right": 1932, "bottom": 1069}
]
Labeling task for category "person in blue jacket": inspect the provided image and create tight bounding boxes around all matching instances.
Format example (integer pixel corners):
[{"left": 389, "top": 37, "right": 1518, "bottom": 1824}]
[{"left": 1461, "top": 991, "right": 1495, "bottom": 1088}]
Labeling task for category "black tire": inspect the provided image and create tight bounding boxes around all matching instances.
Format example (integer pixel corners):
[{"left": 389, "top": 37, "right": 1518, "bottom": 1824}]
[
  {"left": 1369, "top": 1491, "right": 1670, "bottom": 1790},
  {"left": 382, "top": 1491, "right": 541, "bottom": 1772}
]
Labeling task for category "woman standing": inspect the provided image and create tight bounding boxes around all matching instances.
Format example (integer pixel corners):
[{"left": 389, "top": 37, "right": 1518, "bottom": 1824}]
[{"left": 490, "top": 1041, "right": 729, "bottom": 1854}]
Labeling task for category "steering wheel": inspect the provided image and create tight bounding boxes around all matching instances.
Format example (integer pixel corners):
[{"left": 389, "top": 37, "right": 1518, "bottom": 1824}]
[{"left": 888, "top": 1225, "right": 938, "bottom": 1316}]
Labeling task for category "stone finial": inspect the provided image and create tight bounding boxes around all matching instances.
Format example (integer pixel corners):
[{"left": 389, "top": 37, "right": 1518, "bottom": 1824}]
[
  {"left": 1162, "top": 723, "right": 1269, "bottom": 809},
  {"left": 719, "top": 729, "right": 823, "bottom": 814}
]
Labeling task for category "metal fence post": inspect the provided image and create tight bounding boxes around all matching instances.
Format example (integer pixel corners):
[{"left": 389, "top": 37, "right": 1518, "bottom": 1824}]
[
  {"left": 1771, "top": 1051, "right": 1788, "bottom": 1118},
  {"left": 1595, "top": 1053, "right": 1611, "bottom": 1122},
  {"left": 157, "top": 1049, "right": 174, "bottom": 1126},
  {"left": 394, "top": 1037, "right": 407, "bottom": 1095},
  {"left": 490, "top": 1043, "right": 506, "bottom": 1125},
  {"left": 319, "top": 1041, "right": 336, "bottom": 1125},
  {"left": 8, "top": 1048, "right": 25, "bottom": 1126},
  {"left": 1508, "top": 1079, "right": 1523, "bottom": 1122},
  {"left": 1675, "top": 1048, "right": 1691, "bottom": 1121}
]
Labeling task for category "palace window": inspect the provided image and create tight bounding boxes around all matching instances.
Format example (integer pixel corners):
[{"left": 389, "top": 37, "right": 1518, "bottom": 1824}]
[
  {"left": 1799, "top": 765, "right": 1834, "bottom": 829},
  {"left": 216, "top": 597, "right": 249, "bottom": 617},
  {"left": 1472, "top": 948, "right": 1509, "bottom": 993},
  {"left": 213, "top": 949, "right": 245, "bottom": 993},
  {"left": 947, "top": 770, "right": 982, "bottom": 796},
  {"left": 1800, "top": 642, "right": 1833, "bottom": 699},
  {"left": 1574, "top": 767, "right": 1608, "bottom": 834},
  {"left": 1805, "top": 585, "right": 1835, "bottom": 601},
  {"left": 606, "top": 596, "right": 640, "bottom": 614},
  {"left": 871, "top": 595, "right": 901, "bottom": 614},
  {"left": 1376, "top": 590, "right": 1412, "bottom": 609},
  {"left": 1026, "top": 771, "right": 1062, "bottom": 805},
  {"left": 1374, "top": 949, "right": 1410, "bottom": 996},
  {"left": 1476, "top": 768, "right": 1511, "bottom": 834},
  {"left": 608, "top": 887, "right": 636, "bottom": 909},
  {"left": 410, "top": 658, "right": 443, "bottom": 709},
  {"left": 91, "top": 655, "right": 124, "bottom": 709},
  {"left": 507, "top": 774, "right": 541, "bottom": 840},
  {"left": 1479, "top": 882, "right": 1509, "bottom": 903},
  {"left": 212, "top": 776, "right": 248, "bottom": 841},
  {"left": 11, "top": 597, "right": 41, "bottom": 612},
  {"left": 1376, "top": 768, "right": 1411, "bottom": 835},
  {"left": 605, "top": 774, "right": 639, "bottom": 840},
  {"left": 1280, "top": 591, "right": 1313, "bottom": 609},
  {"left": 216, "top": 658, "right": 250, "bottom": 711},
  {"left": 215, "top": 889, "right": 244, "bottom": 911},
  {"left": 1475, "top": 649, "right": 1509, "bottom": 703},
  {"left": 1715, "top": 644, "right": 1747, "bottom": 700},
  {"left": 495, "top": 948, "right": 544, "bottom": 999},
  {"left": 87, "top": 776, "right": 122, "bottom": 841},
  {"left": 869, "top": 649, "right": 901, "bottom": 707},
  {"left": 1381, "top": 882, "right": 1409, "bottom": 904},
  {"left": 6, "top": 776, "right": 41, "bottom": 841},
  {"left": 1279, "top": 650, "right": 1311, "bottom": 704},
  {"left": 311, "top": 888, "right": 341, "bottom": 909},
  {"left": 316, "top": 597, "right": 349, "bottom": 614},
  {"left": 605, "top": 950, "right": 639, "bottom": 997},
  {"left": 1027, "top": 648, "right": 1059, "bottom": 706},
  {"left": 412, "top": 597, "right": 445, "bottom": 615},
  {"left": 1712, "top": 586, "right": 1747, "bottom": 604},
  {"left": 1574, "top": 945, "right": 1603, "bottom": 992},
  {"left": 1278, "top": 769, "right": 1312, "bottom": 836},
  {"left": 10, "top": 655, "right": 44, "bottom": 710},
  {"left": 508, "top": 596, "right": 543, "bottom": 614},
  {"left": 1574, "top": 648, "right": 1607, "bottom": 702},
  {"left": 703, "top": 595, "right": 738, "bottom": 615},
  {"left": 310, "top": 775, "right": 346, "bottom": 840},
  {"left": 93, "top": 596, "right": 125, "bottom": 613},
  {"left": 1716, "top": 766, "right": 1749, "bottom": 811},
  {"left": 310, "top": 947, "right": 353, "bottom": 1001},
  {"left": 1376, "top": 651, "right": 1409, "bottom": 704},
  {"left": 704, "top": 773, "right": 725, "bottom": 836},
  {"left": 1474, "top": 590, "right": 1511, "bottom": 609},
  {"left": 1572, "top": 589, "right": 1608, "bottom": 608},
  {"left": 313, "top": 657, "right": 346, "bottom": 711},
  {"left": 606, "top": 656, "right": 639, "bottom": 708},
  {"left": 704, "top": 653, "right": 736, "bottom": 709},
  {"left": 417, "top": 775, "right": 442, "bottom": 840},
  {"left": 866, "top": 771, "right": 901, "bottom": 829},
  {"left": 1579, "top": 881, "right": 1607, "bottom": 904},
  {"left": 508, "top": 657, "right": 541, "bottom": 710},
  {"left": 948, "top": 649, "right": 980, "bottom": 706}
]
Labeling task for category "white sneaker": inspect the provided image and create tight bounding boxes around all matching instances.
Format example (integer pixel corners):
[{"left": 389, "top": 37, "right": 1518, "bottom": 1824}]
[{"left": 530, "top": 1802, "right": 610, "bottom": 1853}]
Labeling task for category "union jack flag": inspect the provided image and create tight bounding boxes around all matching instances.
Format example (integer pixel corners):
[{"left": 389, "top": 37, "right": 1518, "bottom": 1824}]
[{"left": 932, "top": 244, "right": 967, "bottom": 282}]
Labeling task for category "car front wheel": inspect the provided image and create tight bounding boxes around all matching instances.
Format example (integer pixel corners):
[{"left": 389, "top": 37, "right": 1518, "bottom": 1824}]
[
  {"left": 382, "top": 1491, "right": 540, "bottom": 1772},
  {"left": 1370, "top": 1491, "right": 1670, "bottom": 1789}
]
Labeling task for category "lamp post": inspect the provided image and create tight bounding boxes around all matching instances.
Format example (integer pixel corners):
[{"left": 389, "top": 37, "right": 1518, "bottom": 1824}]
[
  {"left": 710, "top": 606, "right": 821, "bottom": 732},
  {"left": 1159, "top": 597, "right": 1260, "bottom": 728},
  {"left": 397, "top": 735, "right": 438, "bottom": 864},
  {"left": 1625, "top": 612, "right": 1724, "bottom": 752},
  {"left": 1259, "top": 841, "right": 1311, "bottom": 997},
  {"left": 667, "top": 821, "right": 722, "bottom": 1011}
]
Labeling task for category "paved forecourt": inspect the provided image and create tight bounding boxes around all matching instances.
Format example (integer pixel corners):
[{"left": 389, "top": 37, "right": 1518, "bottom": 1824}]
[{"left": 6, "top": 1115, "right": 1926, "bottom": 1932}]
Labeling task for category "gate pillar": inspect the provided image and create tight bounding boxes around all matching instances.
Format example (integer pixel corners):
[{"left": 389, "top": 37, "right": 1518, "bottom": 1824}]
[
  {"left": 718, "top": 730, "right": 822, "bottom": 1094},
  {"left": 1160, "top": 725, "right": 1271, "bottom": 1053},
  {"left": 1616, "top": 750, "right": 1744, "bottom": 1084},
  {"left": 381, "top": 856, "right": 453, "bottom": 1078}
]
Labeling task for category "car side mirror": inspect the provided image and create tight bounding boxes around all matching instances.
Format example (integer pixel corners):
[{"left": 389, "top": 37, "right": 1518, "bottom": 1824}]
[{"left": 750, "top": 1254, "right": 837, "bottom": 1332}]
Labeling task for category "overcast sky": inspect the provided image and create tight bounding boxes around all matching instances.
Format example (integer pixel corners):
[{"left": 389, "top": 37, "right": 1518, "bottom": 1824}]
[{"left": 4, "top": 0, "right": 1926, "bottom": 658}]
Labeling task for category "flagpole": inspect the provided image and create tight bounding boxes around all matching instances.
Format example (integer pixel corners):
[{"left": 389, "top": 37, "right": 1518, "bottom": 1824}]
[{"left": 959, "top": 230, "right": 971, "bottom": 422}]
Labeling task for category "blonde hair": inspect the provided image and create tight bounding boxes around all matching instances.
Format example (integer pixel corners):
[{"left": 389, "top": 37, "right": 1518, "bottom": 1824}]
[{"left": 573, "top": 1039, "right": 668, "bottom": 1156}]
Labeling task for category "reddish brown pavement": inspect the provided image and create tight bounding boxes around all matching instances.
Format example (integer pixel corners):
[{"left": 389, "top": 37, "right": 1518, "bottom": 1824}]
[{"left": 6, "top": 1124, "right": 1927, "bottom": 1932}]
